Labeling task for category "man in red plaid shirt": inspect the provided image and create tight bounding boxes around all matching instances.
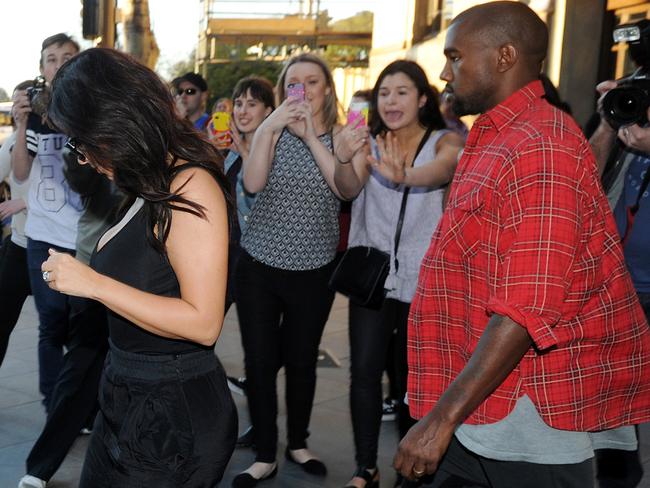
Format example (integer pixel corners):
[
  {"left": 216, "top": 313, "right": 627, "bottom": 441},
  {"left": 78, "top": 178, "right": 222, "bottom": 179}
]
[{"left": 393, "top": 2, "right": 650, "bottom": 487}]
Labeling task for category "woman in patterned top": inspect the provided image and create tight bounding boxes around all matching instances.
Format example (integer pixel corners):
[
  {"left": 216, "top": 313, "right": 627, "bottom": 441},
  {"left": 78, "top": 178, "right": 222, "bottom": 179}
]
[{"left": 232, "top": 53, "right": 347, "bottom": 487}]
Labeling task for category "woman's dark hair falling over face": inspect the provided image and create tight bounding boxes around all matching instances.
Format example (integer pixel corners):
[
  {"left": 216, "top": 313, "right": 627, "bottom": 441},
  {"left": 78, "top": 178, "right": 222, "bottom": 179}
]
[
  {"left": 370, "top": 59, "right": 446, "bottom": 137},
  {"left": 47, "top": 48, "right": 233, "bottom": 253}
]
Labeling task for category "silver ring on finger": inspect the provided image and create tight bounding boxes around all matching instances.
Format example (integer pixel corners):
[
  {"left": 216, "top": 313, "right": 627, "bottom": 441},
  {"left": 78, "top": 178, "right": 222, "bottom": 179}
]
[
  {"left": 42, "top": 271, "right": 50, "bottom": 282},
  {"left": 412, "top": 467, "right": 425, "bottom": 477}
]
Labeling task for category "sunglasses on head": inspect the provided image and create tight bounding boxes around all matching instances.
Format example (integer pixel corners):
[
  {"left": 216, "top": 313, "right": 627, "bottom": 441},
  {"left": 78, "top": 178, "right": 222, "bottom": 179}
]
[
  {"left": 177, "top": 88, "right": 198, "bottom": 96},
  {"left": 65, "top": 138, "right": 87, "bottom": 162}
]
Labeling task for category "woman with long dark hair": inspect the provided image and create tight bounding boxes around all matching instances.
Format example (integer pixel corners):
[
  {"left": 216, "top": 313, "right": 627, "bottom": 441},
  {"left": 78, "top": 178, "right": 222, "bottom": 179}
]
[
  {"left": 42, "top": 48, "right": 237, "bottom": 487},
  {"left": 334, "top": 60, "right": 464, "bottom": 488}
]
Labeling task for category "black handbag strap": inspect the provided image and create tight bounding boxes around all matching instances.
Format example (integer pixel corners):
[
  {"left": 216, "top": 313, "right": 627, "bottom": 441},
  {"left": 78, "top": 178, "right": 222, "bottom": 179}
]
[{"left": 393, "top": 126, "right": 434, "bottom": 271}]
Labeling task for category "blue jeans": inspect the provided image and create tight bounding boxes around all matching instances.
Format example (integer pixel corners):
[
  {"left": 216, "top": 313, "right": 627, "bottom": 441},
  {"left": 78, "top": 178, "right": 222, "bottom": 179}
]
[{"left": 26, "top": 239, "right": 75, "bottom": 411}]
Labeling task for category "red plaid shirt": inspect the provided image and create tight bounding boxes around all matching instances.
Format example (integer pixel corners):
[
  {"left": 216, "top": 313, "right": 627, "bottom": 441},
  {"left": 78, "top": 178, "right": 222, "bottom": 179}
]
[{"left": 407, "top": 81, "right": 650, "bottom": 431}]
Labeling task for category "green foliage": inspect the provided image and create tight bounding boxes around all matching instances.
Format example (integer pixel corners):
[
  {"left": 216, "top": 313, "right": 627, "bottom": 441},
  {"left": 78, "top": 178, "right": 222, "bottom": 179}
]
[
  {"left": 205, "top": 60, "right": 284, "bottom": 107},
  {"left": 329, "top": 11, "right": 373, "bottom": 32},
  {"left": 169, "top": 50, "right": 197, "bottom": 81},
  {"left": 0, "top": 88, "right": 9, "bottom": 102},
  {"left": 323, "top": 11, "right": 373, "bottom": 67}
]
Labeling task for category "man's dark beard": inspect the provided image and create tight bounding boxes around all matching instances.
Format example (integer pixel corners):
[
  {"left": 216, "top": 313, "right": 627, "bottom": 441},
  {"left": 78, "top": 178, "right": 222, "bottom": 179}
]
[{"left": 450, "top": 88, "right": 493, "bottom": 116}]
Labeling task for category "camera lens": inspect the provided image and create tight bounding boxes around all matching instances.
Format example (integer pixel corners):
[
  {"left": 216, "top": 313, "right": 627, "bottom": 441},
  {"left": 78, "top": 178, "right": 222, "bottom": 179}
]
[{"left": 603, "top": 86, "right": 649, "bottom": 129}]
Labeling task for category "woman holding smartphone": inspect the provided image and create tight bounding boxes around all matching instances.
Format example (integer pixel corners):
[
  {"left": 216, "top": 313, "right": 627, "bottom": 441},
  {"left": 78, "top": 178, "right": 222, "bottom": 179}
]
[
  {"left": 334, "top": 60, "right": 464, "bottom": 488},
  {"left": 41, "top": 48, "right": 237, "bottom": 487},
  {"left": 232, "top": 53, "right": 345, "bottom": 487}
]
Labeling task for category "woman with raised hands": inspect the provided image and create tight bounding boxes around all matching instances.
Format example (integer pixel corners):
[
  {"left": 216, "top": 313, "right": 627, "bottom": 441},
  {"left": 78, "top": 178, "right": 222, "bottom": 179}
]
[{"left": 333, "top": 59, "right": 464, "bottom": 488}]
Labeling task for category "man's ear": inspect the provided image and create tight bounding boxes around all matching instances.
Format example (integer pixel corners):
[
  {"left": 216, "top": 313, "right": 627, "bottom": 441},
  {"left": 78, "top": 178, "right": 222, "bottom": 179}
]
[{"left": 497, "top": 44, "right": 517, "bottom": 73}]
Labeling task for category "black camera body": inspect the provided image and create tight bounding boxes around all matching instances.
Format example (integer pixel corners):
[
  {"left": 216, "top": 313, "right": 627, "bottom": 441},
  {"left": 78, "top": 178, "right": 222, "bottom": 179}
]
[
  {"left": 602, "top": 20, "right": 650, "bottom": 129},
  {"left": 26, "top": 76, "right": 49, "bottom": 117},
  {"left": 602, "top": 70, "right": 650, "bottom": 129}
]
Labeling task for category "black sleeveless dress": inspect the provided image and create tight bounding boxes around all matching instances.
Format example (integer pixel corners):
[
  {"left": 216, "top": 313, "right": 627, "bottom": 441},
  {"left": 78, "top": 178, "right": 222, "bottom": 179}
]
[{"left": 79, "top": 198, "right": 237, "bottom": 488}]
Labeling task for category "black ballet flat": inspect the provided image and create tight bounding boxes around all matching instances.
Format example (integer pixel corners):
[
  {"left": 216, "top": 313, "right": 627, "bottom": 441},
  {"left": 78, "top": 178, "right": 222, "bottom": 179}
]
[
  {"left": 344, "top": 466, "right": 379, "bottom": 488},
  {"left": 284, "top": 447, "right": 327, "bottom": 476},
  {"left": 231, "top": 465, "right": 277, "bottom": 488}
]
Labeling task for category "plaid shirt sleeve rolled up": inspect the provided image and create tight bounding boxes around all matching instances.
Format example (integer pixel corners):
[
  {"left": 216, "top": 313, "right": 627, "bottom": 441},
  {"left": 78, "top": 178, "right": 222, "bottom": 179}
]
[{"left": 407, "top": 80, "right": 650, "bottom": 431}]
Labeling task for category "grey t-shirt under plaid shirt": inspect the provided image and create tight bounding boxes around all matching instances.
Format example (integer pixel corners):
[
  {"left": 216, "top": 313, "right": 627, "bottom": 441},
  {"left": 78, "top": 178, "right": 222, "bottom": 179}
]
[{"left": 241, "top": 129, "right": 340, "bottom": 271}]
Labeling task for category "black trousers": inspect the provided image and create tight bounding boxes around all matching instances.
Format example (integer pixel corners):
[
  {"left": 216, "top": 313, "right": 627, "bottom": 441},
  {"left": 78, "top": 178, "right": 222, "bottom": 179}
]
[
  {"left": 26, "top": 297, "right": 108, "bottom": 481},
  {"left": 79, "top": 342, "right": 237, "bottom": 488},
  {"left": 0, "top": 237, "right": 31, "bottom": 366},
  {"left": 235, "top": 251, "right": 336, "bottom": 463},
  {"left": 349, "top": 298, "right": 412, "bottom": 469},
  {"left": 424, "top": 436, "right": 594, "bottom": 488}
]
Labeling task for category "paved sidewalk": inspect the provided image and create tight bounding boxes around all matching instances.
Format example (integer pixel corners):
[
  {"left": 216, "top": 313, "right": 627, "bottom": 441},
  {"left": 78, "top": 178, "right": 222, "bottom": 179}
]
[{"left": 1, "top": 296, "right": 650, "bottom": 487}]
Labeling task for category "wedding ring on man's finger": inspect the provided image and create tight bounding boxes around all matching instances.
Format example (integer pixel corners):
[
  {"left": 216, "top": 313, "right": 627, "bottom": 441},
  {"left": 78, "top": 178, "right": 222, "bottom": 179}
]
[
  {"left": 412, "top": 467, "right": 425, "bottom": 477},
  {"left": 42, "top": 271, "right": 50, "bottom": 282}
]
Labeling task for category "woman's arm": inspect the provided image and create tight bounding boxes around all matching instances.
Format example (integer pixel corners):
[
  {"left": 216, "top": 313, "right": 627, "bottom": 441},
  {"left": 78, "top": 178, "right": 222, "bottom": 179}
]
[
  {"left": 43, "top": 167, "right": 230, "bottom": 346},
  {"left": 371, "top": 131, "right": 464, "bottom": 188},
  {"left": 333, "top": 122, "right": 371, "bottom": 200},
  {"left": 243, "top": 99, "right": 300, "bottom": 193}
]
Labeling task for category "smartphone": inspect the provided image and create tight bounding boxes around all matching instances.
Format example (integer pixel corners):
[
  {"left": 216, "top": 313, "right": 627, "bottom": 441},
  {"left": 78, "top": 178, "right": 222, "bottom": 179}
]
[
  {"left": 210, "top": 111, "right": 232, "bottom": 149},
  {"left": 211, "top": 111, "right": 231, "bottom": 132},
  {"left": 287, "top": 82, "right": 305, "bottom": 101},
  {"left": 347, "top": 101, "right": 369, "bottom": 127}
]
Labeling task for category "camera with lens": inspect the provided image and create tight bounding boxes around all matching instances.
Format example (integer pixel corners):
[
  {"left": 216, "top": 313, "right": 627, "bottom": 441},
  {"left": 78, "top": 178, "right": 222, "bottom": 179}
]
[
  {"left": 25, "top": 76, "right": 50, "bottom": 117},
  {"left": 602, "top": 19, "right": 650, "bottom": 129}
]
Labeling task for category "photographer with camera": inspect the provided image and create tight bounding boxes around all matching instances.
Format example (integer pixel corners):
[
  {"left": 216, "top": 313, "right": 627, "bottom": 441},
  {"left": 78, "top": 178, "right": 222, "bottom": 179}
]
[
  {"left": 9, "top": 33, "right": 83, "bottom": 414},
  {"left": 589, "top": 20, "right": 650, "bottom": 488}
]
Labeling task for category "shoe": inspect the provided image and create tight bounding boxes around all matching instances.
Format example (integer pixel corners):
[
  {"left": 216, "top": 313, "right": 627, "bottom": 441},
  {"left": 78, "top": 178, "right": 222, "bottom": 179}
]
[
  {"left": 344, "top": 467, "right": 379, "bottom": 488},
  {"left": 284, "top": 447, "right": 327, "bottom": 476},
  {"left": 227, "top": 376, "right": 247, "bottom": 395},
  {"left": 236, "top": 425, "right": 255, "bottom": 448},
  {"left": 382, "top": 397, "right": 397, "bottom": 422},
  {"left": 18, "top": 475, "right": 47, "bottom": 488},
  {"left": 231, "top": 464, "right": 277, "bottom": 487}
]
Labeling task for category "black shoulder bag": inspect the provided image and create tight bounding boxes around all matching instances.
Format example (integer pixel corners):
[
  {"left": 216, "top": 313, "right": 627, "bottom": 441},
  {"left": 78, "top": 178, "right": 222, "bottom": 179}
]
[{"left": 328, "top": 127, "right": 433, "bottom": 309}]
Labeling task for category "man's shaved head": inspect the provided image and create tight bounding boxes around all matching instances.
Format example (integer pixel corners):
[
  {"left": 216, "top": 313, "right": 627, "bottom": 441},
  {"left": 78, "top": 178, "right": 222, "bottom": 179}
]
[{"left": 453, "top": 1, "right": 548, "bottom": 71}]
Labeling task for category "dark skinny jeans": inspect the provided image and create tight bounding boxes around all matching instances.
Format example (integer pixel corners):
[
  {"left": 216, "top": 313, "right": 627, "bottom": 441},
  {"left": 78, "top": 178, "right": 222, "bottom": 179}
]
[
  {"left": 235, "top": 251, "right": 336, "bottom": 463},
  {"left": 349, "top": 298, "right": 412, "bottom": 469},
  {"left": 0, "top": 237, "right": 31, "bottom": 367}
]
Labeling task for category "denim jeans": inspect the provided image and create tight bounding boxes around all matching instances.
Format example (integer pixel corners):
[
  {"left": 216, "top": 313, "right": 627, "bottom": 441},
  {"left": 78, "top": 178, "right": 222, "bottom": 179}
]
[{"left": 26, "top": 239, "right": 75, "bottom": 410}]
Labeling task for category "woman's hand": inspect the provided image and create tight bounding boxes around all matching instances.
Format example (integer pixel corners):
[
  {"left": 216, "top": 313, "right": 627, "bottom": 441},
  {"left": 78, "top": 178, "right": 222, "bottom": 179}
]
[
  {"left": 260, "top": 98, "right": 301, "bottom": 135},
  {"left": 229, "top": 120, "right": 249, "bottom": 159},
  {"left": 334, "top": 118, "right": 369, "bottom": 163},
  {"left": 0, "top": 198, "right": 26, "bottom": 220},
  {"left": 290, "top": 101, "right": 318, "bottom": 143},
  {"left": 41, "top": 249, "right": 100, "bottom": 298},
  {"left": 368, "top": 132, "right": 408, "bottom": 184}
]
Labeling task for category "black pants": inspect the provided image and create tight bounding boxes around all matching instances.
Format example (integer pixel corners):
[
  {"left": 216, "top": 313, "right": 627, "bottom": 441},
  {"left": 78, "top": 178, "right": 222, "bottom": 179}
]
[
  {"left": 79, "top": 342, "right": 237, "bottom": 488},
  {"left": 26, "top": 297, "right": 108, "bottom": 481},
  {"left": 349, "top": 298, "right": 412, "bottom": 469},
  {"left": 235, "top": 251, "right": 336, "bottom": 463},
  {"left": 0, "top": 237, "right": 31, "bottom": 366},
  {"left": 424, "top": 436, "right": 593, "bottom": 488}
]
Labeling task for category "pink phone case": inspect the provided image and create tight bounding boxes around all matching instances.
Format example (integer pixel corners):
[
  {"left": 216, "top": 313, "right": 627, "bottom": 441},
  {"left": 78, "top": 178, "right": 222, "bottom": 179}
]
[{"left": 287, "top": 83, "right": 305, "bottom": 101}]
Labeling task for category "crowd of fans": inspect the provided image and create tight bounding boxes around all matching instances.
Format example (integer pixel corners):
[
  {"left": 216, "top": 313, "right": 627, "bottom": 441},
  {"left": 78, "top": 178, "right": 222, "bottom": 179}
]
[{"left": 2, "top": 2, "right": 650, "bottom": 488}]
